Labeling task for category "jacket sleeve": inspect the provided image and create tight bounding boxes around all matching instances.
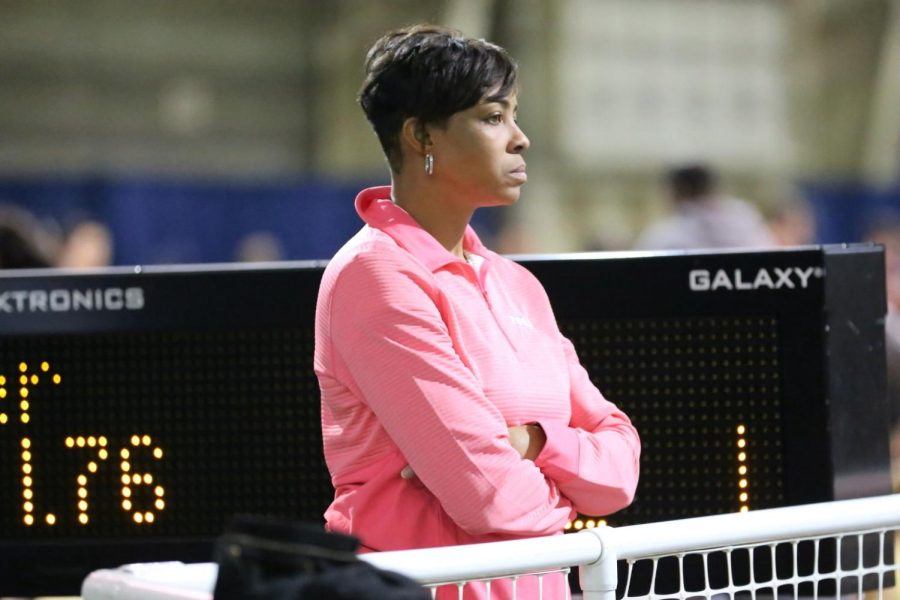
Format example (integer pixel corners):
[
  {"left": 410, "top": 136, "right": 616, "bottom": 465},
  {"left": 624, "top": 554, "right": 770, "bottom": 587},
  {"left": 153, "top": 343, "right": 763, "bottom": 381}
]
[
  {"left": 327, "top": 251, "right": 574, "bottom": 537},
  {"left": 533, "top": 336, "right": 641, "bottom": 517}
]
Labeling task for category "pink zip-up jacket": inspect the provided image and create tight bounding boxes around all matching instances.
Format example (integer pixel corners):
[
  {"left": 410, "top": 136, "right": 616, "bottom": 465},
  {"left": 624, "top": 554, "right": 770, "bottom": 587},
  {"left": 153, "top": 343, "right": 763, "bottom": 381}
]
[{"left": 314, "top": 186, "right": 640, "bottom": 599}]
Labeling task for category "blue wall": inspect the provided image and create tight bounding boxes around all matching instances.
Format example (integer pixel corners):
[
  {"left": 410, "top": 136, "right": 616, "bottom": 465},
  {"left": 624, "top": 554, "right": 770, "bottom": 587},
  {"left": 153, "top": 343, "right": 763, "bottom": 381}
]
[
  {"left": 0, "top": 176, "right": 503, "bottom": 265},
  {"left": 802, "top": 180, "right": 900, "bottom": 243},
  {"left": 4, "top": 175, "right": 899, "bottom": 265}
]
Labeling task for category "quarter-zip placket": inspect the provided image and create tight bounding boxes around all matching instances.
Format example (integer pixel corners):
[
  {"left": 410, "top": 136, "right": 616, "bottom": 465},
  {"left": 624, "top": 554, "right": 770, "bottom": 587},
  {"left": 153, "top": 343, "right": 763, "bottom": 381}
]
[{"left": 460, "top": 258, "right": 521, "bottom": 352}]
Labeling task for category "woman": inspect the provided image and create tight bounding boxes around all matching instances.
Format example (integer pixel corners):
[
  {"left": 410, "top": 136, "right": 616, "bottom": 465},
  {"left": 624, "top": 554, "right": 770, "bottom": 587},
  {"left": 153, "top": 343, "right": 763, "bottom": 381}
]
[{"left": 314, "top": 24, "right": 640, "bottom": 599}]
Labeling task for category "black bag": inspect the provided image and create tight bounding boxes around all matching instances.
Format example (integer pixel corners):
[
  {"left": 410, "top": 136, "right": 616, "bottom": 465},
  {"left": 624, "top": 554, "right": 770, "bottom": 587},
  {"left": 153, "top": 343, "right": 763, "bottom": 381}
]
[{"left": 213, "top": 516, "right": 431, "bottom": 600}]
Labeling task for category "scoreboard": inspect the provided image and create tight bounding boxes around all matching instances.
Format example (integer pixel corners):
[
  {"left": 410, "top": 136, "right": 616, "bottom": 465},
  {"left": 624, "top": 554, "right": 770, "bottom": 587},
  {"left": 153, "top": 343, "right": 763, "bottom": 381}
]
[{"left": 0, "top": 246, "right": 894, "bottom": 595}]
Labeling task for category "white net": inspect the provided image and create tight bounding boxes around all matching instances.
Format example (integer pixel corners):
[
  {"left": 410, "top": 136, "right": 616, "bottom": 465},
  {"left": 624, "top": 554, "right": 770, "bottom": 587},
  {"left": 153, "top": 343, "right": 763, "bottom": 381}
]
[{"left": 619, "top": 528, "right": 900, "bottom": 600}]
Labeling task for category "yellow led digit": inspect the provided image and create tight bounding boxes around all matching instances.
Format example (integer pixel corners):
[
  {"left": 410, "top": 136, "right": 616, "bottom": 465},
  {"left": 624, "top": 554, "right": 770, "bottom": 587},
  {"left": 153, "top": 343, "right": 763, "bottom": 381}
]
[
  {"left": 65, "top": 433, "right": 110, "bottom": 527},
  {"left": 10, "top": 361, "right": 63, "bottom": 526},
  {"left": 737, "top": 424, "right": 750, "bottom": 512},
  {"left": 120, "top": 434, "right": 166, "bottom": 526},
  {"left": 21, "top": 437, "right": 34, "bottom": 526}
]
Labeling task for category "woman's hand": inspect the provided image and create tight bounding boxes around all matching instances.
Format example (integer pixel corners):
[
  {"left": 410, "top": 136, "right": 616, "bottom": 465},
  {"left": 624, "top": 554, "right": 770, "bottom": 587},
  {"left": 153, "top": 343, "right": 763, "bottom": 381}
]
[
  {"left": 507, "top": 424, "right": 546, "bottom": 461},
  {"left": 400, "top": 424, "right": 546, "bottom": 479}
]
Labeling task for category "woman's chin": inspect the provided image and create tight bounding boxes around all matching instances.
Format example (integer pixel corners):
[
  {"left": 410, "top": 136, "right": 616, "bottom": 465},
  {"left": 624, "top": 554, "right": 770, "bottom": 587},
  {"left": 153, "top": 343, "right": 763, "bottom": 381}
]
[{"left": 485, "top": 188, "right": 522, "bottom": 207}]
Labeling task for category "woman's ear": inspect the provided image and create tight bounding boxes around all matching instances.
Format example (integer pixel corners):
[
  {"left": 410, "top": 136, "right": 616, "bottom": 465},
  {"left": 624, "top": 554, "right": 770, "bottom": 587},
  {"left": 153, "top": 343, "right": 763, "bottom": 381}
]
[{"left": 400, "top": 117, "right": 430, "bottom": 157}]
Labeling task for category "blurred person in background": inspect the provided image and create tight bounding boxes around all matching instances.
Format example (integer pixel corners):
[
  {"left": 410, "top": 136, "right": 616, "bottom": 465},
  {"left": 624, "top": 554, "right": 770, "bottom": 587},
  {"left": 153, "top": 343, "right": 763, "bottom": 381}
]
[
  {"left": 234, "top": 230, "right": 285, "bottom": 263},
  {"left": 0, "top": 204, "right": 57, "bottom": 269},
  {"left": 635, "top": 163, "right": 775, "bottom": 250},
  {"left": 863, "top": 212, "right": 900, "bottom": 482},
  {"left": 57, "top": 219, "right": 114, "bottom": 268},
  {"left": 314, "top": 24, "right": 640, "bottom": 600},
  {"left": 765, "top": 196, "right": 817, "bottom": 247}
]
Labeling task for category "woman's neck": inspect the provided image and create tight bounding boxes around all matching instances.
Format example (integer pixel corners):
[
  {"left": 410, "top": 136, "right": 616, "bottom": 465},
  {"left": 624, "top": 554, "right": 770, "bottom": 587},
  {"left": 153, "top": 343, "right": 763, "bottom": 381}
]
[{"left": 391, "top": 176, "right": 473, "bottom": 259}]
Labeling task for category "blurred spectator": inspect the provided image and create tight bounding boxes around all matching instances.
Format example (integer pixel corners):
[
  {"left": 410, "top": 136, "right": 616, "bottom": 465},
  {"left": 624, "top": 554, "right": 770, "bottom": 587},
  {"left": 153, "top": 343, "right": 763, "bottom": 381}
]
[
  {"left": 863, "top": 212, "right": 900, "bottom": 472},
  {"left": 634, "top": 164, "right": 775, "bottom": 250},
  {"left": 0, "top": 204, "right": 57, "bottom": 269},
  {"left": 234, "top": 231, "right": 285, "bottom": 263},
  {"left": 57, "top": 220, "right": 114, "bottom": 268},
  {"left": 766, "top": 196, "right": 817, "bottom": 247}
]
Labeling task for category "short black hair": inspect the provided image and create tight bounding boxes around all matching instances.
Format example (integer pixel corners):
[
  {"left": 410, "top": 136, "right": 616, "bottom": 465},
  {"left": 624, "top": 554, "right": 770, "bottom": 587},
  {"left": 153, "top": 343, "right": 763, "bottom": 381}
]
[
  {"left": 0, "top": 225, "right": 50, "bottom": 269},
  {"left": 667, "top": 164, "right": 717, "bottom": 201},
  {"left": 358, "top": 24, "right": 518, "bottom": 173},
  {"left": 0, "top": 207, "right": 53, "bottom": 269}
]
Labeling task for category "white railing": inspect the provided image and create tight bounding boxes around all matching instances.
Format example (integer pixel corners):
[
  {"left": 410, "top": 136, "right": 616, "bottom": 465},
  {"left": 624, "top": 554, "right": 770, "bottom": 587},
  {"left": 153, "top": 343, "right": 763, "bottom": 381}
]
[
  {"left": 367, "top": 494, "right": 900, "bottom": 599},
  {"left": 81, "top": 494, "right": 900, "bottom": 600}
]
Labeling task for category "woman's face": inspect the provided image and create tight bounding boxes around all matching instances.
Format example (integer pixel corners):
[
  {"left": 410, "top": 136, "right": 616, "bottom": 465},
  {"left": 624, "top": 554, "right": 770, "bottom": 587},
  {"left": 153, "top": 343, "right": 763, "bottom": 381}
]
[{"left": 428, "top": 91, "right": 530, "bottom": 207}]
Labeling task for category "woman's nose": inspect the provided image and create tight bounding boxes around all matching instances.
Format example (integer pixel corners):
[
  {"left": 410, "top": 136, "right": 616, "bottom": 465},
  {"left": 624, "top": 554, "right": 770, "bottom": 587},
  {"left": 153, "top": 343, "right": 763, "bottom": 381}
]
[{"left": 510, "top": 123, "right": 530, "bottom": 153}]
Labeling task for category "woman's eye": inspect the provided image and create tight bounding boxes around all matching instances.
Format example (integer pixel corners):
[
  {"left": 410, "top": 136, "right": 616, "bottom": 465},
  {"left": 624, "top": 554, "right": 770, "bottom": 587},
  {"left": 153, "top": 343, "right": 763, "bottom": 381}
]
[{"left": 486, "top": 114, "right": 502, "bottom": 125}]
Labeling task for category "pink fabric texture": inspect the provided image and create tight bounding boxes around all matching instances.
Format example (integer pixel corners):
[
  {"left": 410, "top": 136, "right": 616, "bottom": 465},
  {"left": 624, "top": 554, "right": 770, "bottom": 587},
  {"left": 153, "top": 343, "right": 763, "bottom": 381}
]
[{"left": 314, "top": 186, "right": 640, "bottom": 599}]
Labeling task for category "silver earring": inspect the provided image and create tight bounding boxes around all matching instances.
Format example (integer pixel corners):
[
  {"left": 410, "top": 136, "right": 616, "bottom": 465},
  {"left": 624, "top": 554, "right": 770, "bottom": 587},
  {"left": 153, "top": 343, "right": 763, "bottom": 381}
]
[{"left": 425, "top": 153, "right": 434, "bottom": 176}]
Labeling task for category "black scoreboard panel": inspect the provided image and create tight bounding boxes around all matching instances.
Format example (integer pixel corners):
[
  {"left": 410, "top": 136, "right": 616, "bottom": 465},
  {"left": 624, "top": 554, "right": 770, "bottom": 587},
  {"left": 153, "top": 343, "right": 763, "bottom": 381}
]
[
  {"left": 0, "top": 246, "right": 894, "bottom": 595},
  {"left": 562, "top": 315, "right": 785, "bottom": 523},
  {"left": 0, "top": 264, "right": 332, "bottom": 595}
]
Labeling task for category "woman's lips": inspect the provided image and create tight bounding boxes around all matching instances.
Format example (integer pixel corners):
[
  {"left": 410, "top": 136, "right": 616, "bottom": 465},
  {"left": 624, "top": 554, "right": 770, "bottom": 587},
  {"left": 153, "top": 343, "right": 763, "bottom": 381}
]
[{"left": 509, "top": 165, "right": 527, "bottom": 183}]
